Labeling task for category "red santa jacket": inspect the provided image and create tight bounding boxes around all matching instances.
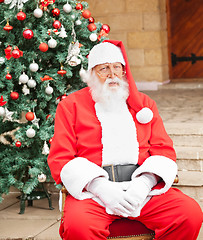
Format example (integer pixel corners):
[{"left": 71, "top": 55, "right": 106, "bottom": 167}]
[{"left": 47, "top": 40, "right": 177, "bottom": 202}]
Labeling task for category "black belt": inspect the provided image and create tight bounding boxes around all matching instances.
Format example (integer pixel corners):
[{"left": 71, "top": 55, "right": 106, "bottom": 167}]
[{"left": 103, "top": 164, "right": 139, "bottom": 182}]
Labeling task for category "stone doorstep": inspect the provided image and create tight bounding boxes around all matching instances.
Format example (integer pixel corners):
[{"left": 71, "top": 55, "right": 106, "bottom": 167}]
[
  {"left": 175, "top": 146, "right": 203, "bottom": 160},
  {"left": 177, "top": 171, "right": 203, "bottom": 186},
  {"left": 164, "top": 122, "right": 203, "bottom": 135}
]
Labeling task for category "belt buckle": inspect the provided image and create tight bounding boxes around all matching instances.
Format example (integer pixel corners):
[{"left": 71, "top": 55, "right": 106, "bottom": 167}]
[{"left": 102, "top": 164, "right": 116, "bottom": 182}]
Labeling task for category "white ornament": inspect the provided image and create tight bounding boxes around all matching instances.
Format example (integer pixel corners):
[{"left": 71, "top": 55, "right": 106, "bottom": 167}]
[
  {"left": 22, "top": 84, "right": 30, "bottom": 95},
  {"left": 75, "top": 19, "right": 82, "bottom": 26},
  {"left": 68, "top": 55, "right": 81, "bottom": 66},
  {"left": 38, "top": 173, "right": 47, "bottom": 182},
  {"left": 0, "top": 107, "right": 5, "bottom": 117},
  {"left": 89, "top": 33, "right": 98, "bottom": 42},
  {"left": 71, "top": 14, "right": 75, "bottom": 20},
  {"left": 32, "top": 113, "right": 40, "bottom": 129},
  {"left": 48, "top": 37, "right": 57, "bottom": 48},
  {"left": 3, "top": 107, "right": 14, "bottom": 122},
  {"left": 136, "top": 107, "right": 153, "bottom": 124},
  {"left": 4, "top": 0, "right": 29, "bottom": 9},
  {"left": 26, "top": 127, "right": 36, "bottom": 138},
  {"left": 0, "top": 57, "right": 5, "bottom": 64},
  {"left": 59, "top": 25, "right": 67, "bottom": 38},
  {"left": 19, "top": 72, "right": 29, "bottom": 84},
  {"left": 29, "top": 61, "right": 39, "bottom": 72},
  {"left": 33, "top": 8, "right": 43, "bottom": 18},
  {"left": 45, "top": 85, "right": 53, "bottom": 95},
  {"left": 63, "top": 3, "right": 72, "bottom": 13},
  {"left": 27, "top": 78, "right": 36, "bottom": 88},
  {"left": 42, "top": 141, "right": 50, "bottom": 155}
]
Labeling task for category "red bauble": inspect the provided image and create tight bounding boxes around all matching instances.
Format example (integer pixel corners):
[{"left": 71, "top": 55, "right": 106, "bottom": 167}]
[
  {"left": 23, "top": 29, "right": 34, "bottom": 39},
  {"left": 57, "top": 69, "right": 67, "bottom": 76},
  {"left": 0, "top": 0, "right": 4, "bottom": 2},
  {"left": 39, "top": 43, "right": 49, "bottom": 52},
  {"left": 46, "top": 114, "right": 51, "bottom": 120},
  {"left": 17, "top": 11, "right": 26, "bottom": 21},
  {"left": 12, "top": 49, "right": 21, "bottom": 58},
  {"left": 89, "top": 17, "right": 94, "bottom": 23},
  {"left": 15, "top": 141, "right": 22, "bottom": 147},
  {"left": 49, "top": 138, "right": 53, "bottom": 144},
  {"left": 25, "top": 112, "right": 35, "bottom": 121},
  {"left": 75, "top": 3, "right": 83, "bottom": 10},
  {"left": 101, "top": 24, "right": 110, "bottom": 33},
  {"left": 6, "top": 73, "right": 12, "bottom": 80},
  {"left": 53, "top": 20, "right": 61, "bottom": 29},
  {"left": 82, "top": 9, "right": 91, "bottom": 19},
  {"left": 87, "top": 23, "right": 97, "bottom": 32},
  {"left": 10, "top": 91, "right": 19, "bottom": 100},
  {"left": 3, "top": 24, "right": 13, "bottom": 32},
  {"left": 52, "top": 8, "right": 60, "bottom": 16}
]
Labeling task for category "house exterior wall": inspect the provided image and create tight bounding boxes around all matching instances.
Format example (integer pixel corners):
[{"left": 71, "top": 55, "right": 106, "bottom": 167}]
[{"left": 85, "top": 0, "right": 169, "bottom": 89}]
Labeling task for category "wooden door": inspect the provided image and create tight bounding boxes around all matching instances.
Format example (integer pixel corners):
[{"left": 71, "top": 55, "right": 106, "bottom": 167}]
[{"left": 167, "top": 0, "right": 203, "bottom": 80}]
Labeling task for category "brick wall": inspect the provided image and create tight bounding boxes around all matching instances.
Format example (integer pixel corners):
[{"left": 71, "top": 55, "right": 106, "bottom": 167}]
[{"left": 85, "top": 0, "right": 169, "bottom": 87}]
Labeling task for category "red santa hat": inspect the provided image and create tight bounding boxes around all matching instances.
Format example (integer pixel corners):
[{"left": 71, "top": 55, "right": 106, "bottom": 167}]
[{"left": 87, "top": 40, "right": 153, "bottom": 124}]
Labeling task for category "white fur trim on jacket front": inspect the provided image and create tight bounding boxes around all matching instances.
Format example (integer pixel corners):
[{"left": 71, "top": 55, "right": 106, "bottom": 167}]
[
  {"left": 60, "top": 157, "right": 109, "bottom": 200},
  {"left": 95, "top": 102, "right": 139, "bottom": 166},
  {"left": 131, "top": 155, "right": 178, "bottom": 196}
]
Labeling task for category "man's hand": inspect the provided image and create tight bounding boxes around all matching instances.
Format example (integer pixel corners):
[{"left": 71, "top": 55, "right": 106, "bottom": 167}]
[
  {"left": 86, "top": 177, "right": 135, "bottom": 217},
  {"left": 125, "top": 173, "right": 158, "bottom": 208}
]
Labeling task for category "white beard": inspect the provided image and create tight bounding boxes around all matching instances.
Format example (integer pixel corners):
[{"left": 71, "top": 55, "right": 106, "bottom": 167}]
[{"left": 81, "top": 71, "right": 129, "bottom": 112}]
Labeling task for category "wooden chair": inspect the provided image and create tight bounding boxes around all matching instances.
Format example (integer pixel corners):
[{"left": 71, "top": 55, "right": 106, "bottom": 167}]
[{"left": 61, "top": 176, "right": 179, "bottom": 240}]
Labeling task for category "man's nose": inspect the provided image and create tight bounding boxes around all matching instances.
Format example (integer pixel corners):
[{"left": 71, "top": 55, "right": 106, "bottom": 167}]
[{"left": 107, "top": 66, "right": 116, "bottom": 78}]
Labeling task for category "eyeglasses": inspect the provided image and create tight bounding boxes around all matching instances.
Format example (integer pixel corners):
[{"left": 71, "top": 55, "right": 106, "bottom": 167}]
[{"left": 95, "top": 63, "right": 125, "bottom": 78}]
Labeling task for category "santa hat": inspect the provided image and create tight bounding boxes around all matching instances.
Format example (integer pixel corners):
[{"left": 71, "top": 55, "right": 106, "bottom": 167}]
[
  {"left": 87, "top": 40, "right": 153, "bottom": 124},
  {"left": 88, "top": 42, "right": 126, "bottom": 70}
]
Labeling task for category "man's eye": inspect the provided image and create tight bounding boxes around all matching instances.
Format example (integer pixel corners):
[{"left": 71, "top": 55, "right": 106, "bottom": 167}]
[{"left": 100, "top": 67, "right": 107, "bottom": 71}]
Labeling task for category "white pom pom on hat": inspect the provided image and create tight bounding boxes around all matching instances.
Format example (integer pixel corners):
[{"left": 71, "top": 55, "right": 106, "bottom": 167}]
[
  {"left": 136, "top": 107, "right": 153, "bottom": 124},
  {"left": 88, "top": 42, "right": 126, "bottom": 70}
]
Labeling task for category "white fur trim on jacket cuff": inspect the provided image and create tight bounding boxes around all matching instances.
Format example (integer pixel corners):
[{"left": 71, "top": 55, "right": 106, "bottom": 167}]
[
  {"left": 131, "top": 156, "right": 177, "bottom": 196},
  {"left": 60, "top": 157, "right": 109, "bottom": 200}
]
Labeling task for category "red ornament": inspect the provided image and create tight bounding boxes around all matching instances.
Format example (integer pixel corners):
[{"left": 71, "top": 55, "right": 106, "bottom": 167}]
[
  {"left": 101, "top": 24, "right": 110, "bottom": 34},
  {"left": 12, "top": 49, "right": 21, "bottom": 58},
  {"left": 15, "top": 141, "right": 22, "bottom": 147},
  {"left": 25, "top": 112, "right": 35, "bottom": 121},
  {"left": 87, "top": 23, "right": 97, "bottom": 32},
  {"left": 0, "top": 0, "right": 4, "bottom": 2},
  {"left": 46, "top": 114, "right": 51, "bottom": 120},
  {"left": 6, "top": 73, "right": 12, "bottom": 80},
  {"left": 61, "top": 94, "right": 67, "bottom": 101},
  {"left": 49, "top": 138, "right": 53, "bottom": 144},
  {"left": 0, "top": 96, "right": 7, "bottom": 106},
  {"left": 17, "top": 10, "right": 26, "bottom": 21},
  {"left": 52, "top": 8, "right": 60, "bottom": 16},
  {"left": 3, "top": 23, "right": 13, "bottom": 32},
  {"left": 57, "top": 68, "right": 67, "bottom": 76},
  {"left": 39, "top": 43, "right": 49, "bottom": 52},
  {"left": 82, "top": 9, "right": 91, "bottom": 19},
  {"left": 89, "top": 17, "right": 94, "bottom": 23},
  {"left": 10, "top": 91, "right": 19, "bottom": 100},
  {"left": 53, "top": 20, "right": 61, "bottom": 29},
  {"left": 23, "top": 29, "right": 34, "bottom": 39},
  {"left": 75, "top": 3, "right": 83, "bottom": 10}
]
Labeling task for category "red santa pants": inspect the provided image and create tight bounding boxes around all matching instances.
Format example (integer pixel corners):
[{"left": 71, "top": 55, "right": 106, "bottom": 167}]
[{"left": 61, "top": 188, "right": 203, "bottom": 240}]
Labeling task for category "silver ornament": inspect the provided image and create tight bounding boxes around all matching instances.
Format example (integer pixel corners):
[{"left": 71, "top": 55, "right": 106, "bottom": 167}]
[
  {"left": 89, "top": 33, "right": 98, "bottom": 42},
  {"left": 38, "top": 173, "right": 47, "bottom": 182},
  {"left": 0, "top": 57, "right": 5, "bottom": 64},
  {"left": 63, "top": 3, "right": 72, "bottom": 13},
  {"left": 19, "top": 72, "right": 29, "bottom": 84},
  {"left": 42, "top": 141, "right": 49, "bottom": 155},
  {"left": 27, "top": 78, "right": 36, "bottom": 88},
  {"left": 48, "top": 38, "right": 57, "bottom": 48},
  {"left": 26, "top": 127, "right": 36, "bottom": 138},
  {"left": 75, "top": 19, "right": 82, "bottom": 26},
  {"left": 33, "top": 8, "right": 43, "bottom": 18},
  {"left": 29, "top": 61, "right": 39, "bottom": 72},
  {"left": 45, "top": 85, "right": 53, "bottom": 95},
  {"left": 0, "top": 107, "right": 5, "bottom": 117}
]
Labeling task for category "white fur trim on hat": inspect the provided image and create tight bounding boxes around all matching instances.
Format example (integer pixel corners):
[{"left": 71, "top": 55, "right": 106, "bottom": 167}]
[
  {"left": 60, "top": 157, "right": 109, "bottom": 200},
  {"left": 136, "top": 107, "right": 153, "bottom": 124},
  {"left": 88, "top": 42, "right": 126, "bottom": 70}
]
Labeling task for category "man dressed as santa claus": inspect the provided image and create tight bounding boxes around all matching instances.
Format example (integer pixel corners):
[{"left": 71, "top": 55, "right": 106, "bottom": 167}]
[{"left": 47, "top": 40, "right": 203, "bottom": 240}]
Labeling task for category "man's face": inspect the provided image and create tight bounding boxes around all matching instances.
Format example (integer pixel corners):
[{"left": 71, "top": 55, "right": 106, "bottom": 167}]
[{"left": 94, "top": 62, "right": 124, "bottom": 86}]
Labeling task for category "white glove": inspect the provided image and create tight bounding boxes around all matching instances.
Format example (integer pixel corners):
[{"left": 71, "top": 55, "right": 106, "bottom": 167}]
[
  {"left": 126, "top": 173, "right": 158, "bottom": 209},
  {"left": 86, "top": 177, "right": 135, "bottom": 217}
]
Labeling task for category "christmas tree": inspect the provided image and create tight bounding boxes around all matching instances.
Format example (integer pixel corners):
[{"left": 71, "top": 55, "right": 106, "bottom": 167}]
[{"left": 0, "top": 0, "right": 110, "bottom": 203}]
